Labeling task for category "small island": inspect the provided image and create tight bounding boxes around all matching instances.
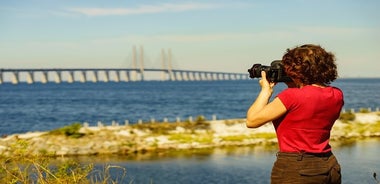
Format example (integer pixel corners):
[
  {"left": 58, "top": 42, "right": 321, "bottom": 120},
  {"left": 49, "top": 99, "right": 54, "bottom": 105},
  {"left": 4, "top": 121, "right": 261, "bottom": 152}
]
[{"left": 0, "top": 111, "right": 379, "bottom": 157}]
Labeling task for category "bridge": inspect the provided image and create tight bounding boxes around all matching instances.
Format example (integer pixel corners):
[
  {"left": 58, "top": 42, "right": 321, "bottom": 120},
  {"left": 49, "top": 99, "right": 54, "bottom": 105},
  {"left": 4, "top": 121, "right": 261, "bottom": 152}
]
[{"left": 0, "top": 46, "right": 248, "bottom": 84}]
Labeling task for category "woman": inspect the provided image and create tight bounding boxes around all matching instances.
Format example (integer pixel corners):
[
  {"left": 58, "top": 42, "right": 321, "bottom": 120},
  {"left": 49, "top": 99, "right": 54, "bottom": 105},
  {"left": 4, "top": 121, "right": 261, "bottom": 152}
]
[{"left": 246, "top": 44, "right": 344, "bottom": 184}]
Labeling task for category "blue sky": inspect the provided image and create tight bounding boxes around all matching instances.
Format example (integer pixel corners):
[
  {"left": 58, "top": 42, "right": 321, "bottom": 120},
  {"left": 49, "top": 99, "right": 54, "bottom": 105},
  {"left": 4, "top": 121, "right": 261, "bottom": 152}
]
[{"left": 1, "top": 0, "right": 379, "bottom": 78}]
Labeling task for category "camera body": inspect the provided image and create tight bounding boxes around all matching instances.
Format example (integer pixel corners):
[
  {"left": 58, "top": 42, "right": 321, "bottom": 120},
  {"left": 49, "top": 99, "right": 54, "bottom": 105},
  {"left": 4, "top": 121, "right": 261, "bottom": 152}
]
[{"left": 248, "top": 60, "right": 292, "bottom": 82}]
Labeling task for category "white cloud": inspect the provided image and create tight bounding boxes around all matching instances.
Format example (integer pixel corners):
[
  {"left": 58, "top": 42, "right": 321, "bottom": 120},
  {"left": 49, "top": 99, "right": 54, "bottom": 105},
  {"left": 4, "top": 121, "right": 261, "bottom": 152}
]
[{"left": 67, "top": 3, "right": 221, "bottom": 16}]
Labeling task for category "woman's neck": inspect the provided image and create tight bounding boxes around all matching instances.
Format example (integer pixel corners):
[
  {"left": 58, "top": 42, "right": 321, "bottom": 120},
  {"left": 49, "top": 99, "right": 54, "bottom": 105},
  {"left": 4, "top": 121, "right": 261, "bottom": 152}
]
[{"left": 311, "top": 84, "right": 326, "bottom": 88}]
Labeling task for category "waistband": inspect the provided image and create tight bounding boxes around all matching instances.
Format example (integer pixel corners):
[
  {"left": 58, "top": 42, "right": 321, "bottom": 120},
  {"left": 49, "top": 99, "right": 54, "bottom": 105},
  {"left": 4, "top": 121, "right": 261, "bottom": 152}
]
[{"left": 277, "top": 151, "right": 333, "bottom": 161}]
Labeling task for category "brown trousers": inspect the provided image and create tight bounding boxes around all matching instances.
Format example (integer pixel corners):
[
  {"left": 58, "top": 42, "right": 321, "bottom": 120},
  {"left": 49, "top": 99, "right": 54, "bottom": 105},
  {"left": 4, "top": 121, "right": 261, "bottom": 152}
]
[{"left": 271, "top": 152, "right": 341, "bottom": 184}]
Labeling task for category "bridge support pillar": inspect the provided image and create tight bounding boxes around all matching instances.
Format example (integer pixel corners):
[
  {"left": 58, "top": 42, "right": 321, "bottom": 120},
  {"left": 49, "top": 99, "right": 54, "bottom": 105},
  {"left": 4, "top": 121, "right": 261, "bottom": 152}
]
[
  {"left": 169, "top": 71, "right": 175, "bottom": 81},
  {"left": 113, "top": 71, "right": 120, "bottom": 82},
  {"left": 186, "top": 72, "right": 193, "bottom": 81},
  {"left": 0, "top": 72, "right": 2, "bottom": 84},
  {"left": 207, "top": 73, "right": 212, "bottom": 80},
  {"left": 133, "top": 71, "right": 138, "bottom": 81},
  {"left": 136, "top": 71, "right": 143, "bottom": 81},
  {"left": 124, "top": 71, "right": 130, "bottom": 82},
  {"left": 103, "top": 71, "right": 109, "bottom": 82},
  {"left": 201, "top": 73, "right": 206, "bottom": 80},
  {"left": 11, "top": 72, "right": 19, "bottom": 84},
  {"left": 180, "top": 72, "right": 185, "bottom": 81},
  {"left": 54, "top": 71, "right": 61, "bottom": 83},
  {"left": 139, "top": 71, "right": 144, "bottom": 81},
  {"left": 60, "top": 71, "right": 66, "bottom": 83},
  {"left": 67, "top": 71, "right": 74, "bottom": 83},
  {"left": 114, "top": 71, "right": 121, "bottom": 82},
  {"left": 79, "top": 71, "right": 86, "bottom": 83},
  {"left": 191, "top": 72, "right": 196, "bottom": 81},
  {"left": 91, "top": 71, "right": 98, "bottom": 83},
  {"left": 170, "top": 72, "right": 176, "bottom": 81},
  {"left": 173, "top": 72, "right": 178, "bottom": 81},
  {"left": 198, "top": 72, "right": 203, "bottom": 80},
  {"left": 41, "top": 71, "right": 48, "bottom": 84},
  {"left": 26, "top": 72, "right": 34, "bottom": 84},
  {"left": 176, "top": 72, "right": 180, "bottom": 81}
]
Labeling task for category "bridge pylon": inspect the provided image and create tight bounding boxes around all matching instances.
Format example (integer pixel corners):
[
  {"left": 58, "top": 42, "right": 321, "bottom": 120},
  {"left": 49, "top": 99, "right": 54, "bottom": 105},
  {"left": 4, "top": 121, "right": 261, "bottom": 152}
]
[
  {"left": 161, "top": 48, "right": 175, "bottom": 81},
  {"left": 131, "top": 45, "right": 146, "bottom": 81}
]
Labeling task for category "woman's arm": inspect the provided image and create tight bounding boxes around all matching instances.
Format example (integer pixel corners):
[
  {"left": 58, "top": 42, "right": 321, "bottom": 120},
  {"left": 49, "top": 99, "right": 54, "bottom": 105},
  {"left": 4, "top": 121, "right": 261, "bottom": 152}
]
[{"left": 246, "top": 71, "right": 287, "bottom": 128}]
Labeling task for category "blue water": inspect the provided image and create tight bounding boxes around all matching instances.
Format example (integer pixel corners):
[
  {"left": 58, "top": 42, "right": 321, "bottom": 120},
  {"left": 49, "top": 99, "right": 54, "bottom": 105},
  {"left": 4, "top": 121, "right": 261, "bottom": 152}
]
[{"left": 0, "top": 78, "right": 379, "bottom": 135}]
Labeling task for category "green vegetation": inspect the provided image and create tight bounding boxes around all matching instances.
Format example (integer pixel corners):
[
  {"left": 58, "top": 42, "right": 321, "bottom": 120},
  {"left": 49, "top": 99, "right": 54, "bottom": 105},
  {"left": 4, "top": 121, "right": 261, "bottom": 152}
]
[
  {"left": 345, "top": 121, "right": 380, "bottom": 135},
  {"left": 224, "top": 119, "right": 245, "bottom": 126},
  {"left": 0, "top": 140, "right": 127, "bottom": 184},
  {"left": 49, "top": 123, "right": 85, "bottom": 138},
  {"left": 168, "top": 133, "right": 214, "bottom": 144},
  {"left": 220, "top": 133, "right": 276, "bottom": 142},
  {"left": 131, "top": 115, "right": 211, "bottom": 135},
  {"left": 339, "top": 112, "right": 356, "bottom": 122},
  {"left": 359, "top": 108, "right": 371, "bottom": 113}
]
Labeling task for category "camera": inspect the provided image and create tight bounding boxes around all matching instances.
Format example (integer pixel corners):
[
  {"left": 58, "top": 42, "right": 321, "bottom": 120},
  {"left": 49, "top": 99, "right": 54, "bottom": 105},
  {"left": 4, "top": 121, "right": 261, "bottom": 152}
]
[{"left": 248, "top": 60, "right": 292, "bottom": 82}]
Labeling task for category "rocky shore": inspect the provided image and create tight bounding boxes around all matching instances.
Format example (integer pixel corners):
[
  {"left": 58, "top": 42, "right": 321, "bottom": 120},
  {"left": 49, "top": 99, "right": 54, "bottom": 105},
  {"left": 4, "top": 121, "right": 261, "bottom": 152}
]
[{"left": 0, "top": 112, "right": 379, "bottom": 157}]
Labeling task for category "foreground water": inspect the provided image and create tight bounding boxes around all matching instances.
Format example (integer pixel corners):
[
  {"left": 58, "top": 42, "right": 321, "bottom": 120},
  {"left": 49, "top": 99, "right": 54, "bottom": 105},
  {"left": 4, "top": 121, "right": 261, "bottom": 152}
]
[{"left": 74, "top": 138, "right": 379, "bottom": 184}]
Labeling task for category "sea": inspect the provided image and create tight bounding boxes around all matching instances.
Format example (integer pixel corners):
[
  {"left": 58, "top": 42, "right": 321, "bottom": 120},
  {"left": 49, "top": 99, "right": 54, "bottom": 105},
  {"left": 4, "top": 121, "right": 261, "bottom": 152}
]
[{"left": 0, "top": 78, "right": 379, "bottom": 183}]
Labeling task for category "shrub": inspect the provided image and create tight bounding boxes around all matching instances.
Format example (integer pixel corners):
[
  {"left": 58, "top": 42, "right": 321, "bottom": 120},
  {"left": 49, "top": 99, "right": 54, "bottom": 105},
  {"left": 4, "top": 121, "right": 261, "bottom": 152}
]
[
  {"left": 359, "top": 108, "right": 371, "bottom": 113},
  {"left": 49, "top": 123, "right": 85, "bottom": 138},
  {"left": 339, "top": 112, "right": 356, "bottom": 122}
]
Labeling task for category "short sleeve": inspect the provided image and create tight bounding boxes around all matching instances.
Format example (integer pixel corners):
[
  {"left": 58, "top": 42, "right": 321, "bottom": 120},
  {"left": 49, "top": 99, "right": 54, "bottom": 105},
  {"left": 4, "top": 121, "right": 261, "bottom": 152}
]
[{"left": 277, "top": 88, "right": 299, "bottom": 111}]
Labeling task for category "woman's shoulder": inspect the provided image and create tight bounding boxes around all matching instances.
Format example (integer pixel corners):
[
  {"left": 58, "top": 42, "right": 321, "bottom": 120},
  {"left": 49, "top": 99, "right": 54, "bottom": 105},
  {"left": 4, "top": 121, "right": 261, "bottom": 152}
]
[
  {"left": 280, "top": 87, "right": 301, "bottom": 94},
  {"left": 330, "top": 86, "right": 343, "bottom": 92},
  {"left": 278, "top": 87, "right": 302, "bottom": 98},
  {"left": 329, "top": 86, "right": 344, "bottom": 97}
]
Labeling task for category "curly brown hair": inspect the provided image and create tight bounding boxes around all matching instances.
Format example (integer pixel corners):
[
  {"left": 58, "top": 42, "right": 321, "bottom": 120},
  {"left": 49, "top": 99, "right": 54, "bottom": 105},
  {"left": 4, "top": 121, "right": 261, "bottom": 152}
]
[{"left": 282, "top": 44, "right": 338, "bottom": 85}]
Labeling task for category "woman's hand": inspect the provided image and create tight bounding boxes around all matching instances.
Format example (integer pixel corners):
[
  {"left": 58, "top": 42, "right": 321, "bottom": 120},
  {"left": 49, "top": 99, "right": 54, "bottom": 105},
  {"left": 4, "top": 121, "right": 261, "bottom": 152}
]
[{"left": 259, "top": 71, "right": 276, "bottom": 93}]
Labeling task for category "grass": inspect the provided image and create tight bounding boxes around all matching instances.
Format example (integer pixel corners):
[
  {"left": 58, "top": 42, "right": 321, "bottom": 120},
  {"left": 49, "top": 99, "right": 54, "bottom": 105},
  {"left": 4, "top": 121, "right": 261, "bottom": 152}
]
[
  {"left": 220, "top": 133, "right": 276, "bottom": 142},
  {"left": 48, "top": 123, "right": 85, "bottom": 138},
  {"left": 131, "top": 115, "right": 211, "bottom": 135},
  {"left": 0, "top": 140, "right": 127, "bottom": 184},
  {"left": 345, "top": 121, "right": 380, "bottom": 136},
  {"left": 168, "top": 133, "right": 214, "bottom": 144},
  {"left": 339, "top": 112, "right": 356, "bottom": 122}
]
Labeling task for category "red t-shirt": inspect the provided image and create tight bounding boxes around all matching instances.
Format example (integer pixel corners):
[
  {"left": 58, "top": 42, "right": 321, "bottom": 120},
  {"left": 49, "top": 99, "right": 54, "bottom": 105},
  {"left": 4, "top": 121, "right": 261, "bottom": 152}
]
[{"left": 273, "top": 85, "right": 344, "bottom": 153}]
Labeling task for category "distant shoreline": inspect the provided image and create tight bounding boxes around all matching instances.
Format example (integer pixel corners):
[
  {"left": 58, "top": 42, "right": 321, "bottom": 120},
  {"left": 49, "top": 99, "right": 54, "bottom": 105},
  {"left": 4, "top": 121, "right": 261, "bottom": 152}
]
[{"left": 0, "top": 112, "right": 379, "bottom": 157}]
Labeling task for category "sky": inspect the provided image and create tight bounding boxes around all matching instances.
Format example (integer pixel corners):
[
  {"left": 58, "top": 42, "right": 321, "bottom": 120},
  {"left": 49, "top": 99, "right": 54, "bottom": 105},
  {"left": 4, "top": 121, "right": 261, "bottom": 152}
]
[{"left": 1, "top": 0, "right": 379, "bottom": 78}]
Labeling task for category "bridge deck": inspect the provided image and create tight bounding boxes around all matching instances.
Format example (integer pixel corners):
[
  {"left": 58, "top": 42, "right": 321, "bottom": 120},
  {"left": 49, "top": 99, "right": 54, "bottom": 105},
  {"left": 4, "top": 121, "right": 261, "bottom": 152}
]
[{"left": 0, "top": 68, "right": 249, "bottom": 84}]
